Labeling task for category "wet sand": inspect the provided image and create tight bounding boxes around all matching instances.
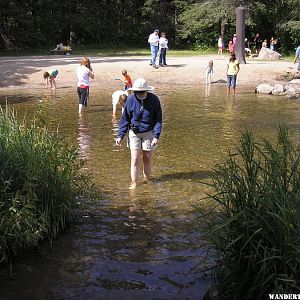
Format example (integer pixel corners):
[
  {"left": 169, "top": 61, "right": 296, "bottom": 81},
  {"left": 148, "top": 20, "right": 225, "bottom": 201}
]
[{"left": 0, "top": 54, "right": 297, "bottom": 91}]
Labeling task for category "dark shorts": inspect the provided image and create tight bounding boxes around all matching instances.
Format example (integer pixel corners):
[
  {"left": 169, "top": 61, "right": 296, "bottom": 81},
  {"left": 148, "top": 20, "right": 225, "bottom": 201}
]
[
  {"left": 77, "top": 87, "right": 89, "bottom": 106},
  {"left": 227, "top": 74, "right": 237, "bottom": 88}
]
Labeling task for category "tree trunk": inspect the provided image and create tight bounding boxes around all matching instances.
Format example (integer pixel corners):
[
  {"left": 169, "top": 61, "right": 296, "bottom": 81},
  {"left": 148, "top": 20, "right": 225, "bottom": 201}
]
[
  {"left": 235, "top": 6, "right": 246, "bottom": 64},
  {"left": 220, "top": 18, "right": 227, "bottom": 36}
]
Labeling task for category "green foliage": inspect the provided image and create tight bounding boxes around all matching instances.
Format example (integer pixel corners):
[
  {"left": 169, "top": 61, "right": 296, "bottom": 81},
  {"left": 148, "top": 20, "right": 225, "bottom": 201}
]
[
  {"left": 280, "top": 21, "right": 300, "bottom": 47},
  {"left": 179, "top": 0, "right": 236, "bottom": 46},
  {"left": 0, "top": 106, "right": 92, "bottom": 263},
  {"left": 0, "top": 0, "right": 299, "bottom": 50},
  {"left": 202, "top": 127, "right": 300, "bottom": 299}
]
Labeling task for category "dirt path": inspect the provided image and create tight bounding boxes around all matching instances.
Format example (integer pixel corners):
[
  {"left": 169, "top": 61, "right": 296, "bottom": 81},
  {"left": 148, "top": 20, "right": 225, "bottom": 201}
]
[{"left": 0, "top": 55, "right": 297, "bottom": 91}]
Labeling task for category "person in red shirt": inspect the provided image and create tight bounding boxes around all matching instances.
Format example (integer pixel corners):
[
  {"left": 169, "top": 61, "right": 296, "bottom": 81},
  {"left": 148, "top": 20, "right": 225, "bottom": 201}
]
[{"left": 121, "top": 70, "right": 132, "bottom": 91}]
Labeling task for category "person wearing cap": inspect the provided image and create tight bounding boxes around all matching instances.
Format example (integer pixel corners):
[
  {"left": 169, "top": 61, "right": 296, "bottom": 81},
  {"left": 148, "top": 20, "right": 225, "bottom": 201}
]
[
  {"left": 116, "top": 78, "right": 162, "bottom": 189},
  {"left": 148, "top": 29, "right": 160, "bottom": 68},
  {"left": 294, "top": 44, "right": 300, "bottom": 72}
]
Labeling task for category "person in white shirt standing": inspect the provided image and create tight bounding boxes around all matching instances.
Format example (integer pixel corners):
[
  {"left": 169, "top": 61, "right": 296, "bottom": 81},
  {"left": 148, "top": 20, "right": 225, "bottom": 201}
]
[
  {"left": 158, "top": 32, "right": 168, "bottom": 66},
  {"left": 148, "top": 29, "right": 159, "bottom": 68},
  {"left": 77, "top": 57, "right": 95, "bottom": 116}
]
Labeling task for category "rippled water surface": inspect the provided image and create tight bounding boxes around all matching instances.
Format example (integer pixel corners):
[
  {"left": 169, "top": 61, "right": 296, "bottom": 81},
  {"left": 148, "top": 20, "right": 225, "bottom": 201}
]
[{"left": 1, "top": 85, "right": 300, "bottom": 300}]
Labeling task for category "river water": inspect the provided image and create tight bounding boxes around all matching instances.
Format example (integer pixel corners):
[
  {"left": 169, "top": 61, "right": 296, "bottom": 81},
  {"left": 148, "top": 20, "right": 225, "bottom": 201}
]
[{"left": 1, "top": 85, "right": 300, "bottom": 300}]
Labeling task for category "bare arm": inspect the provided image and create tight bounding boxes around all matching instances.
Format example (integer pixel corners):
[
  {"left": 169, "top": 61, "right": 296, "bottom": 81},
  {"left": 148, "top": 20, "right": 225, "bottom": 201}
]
[{"left": 89, "top": 70, "right": 94, "bottom": 79}]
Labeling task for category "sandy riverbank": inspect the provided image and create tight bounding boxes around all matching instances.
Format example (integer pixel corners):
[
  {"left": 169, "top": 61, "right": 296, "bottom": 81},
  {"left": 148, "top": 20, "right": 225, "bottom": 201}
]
[{"left": 0, "top": 55, "right": 297, "bottom": 91}]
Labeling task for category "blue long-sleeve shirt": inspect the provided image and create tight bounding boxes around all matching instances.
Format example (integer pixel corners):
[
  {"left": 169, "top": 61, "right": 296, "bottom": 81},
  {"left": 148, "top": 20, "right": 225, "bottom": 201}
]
[{"left": 118, "top": 92, "right": 162, "bottom": 139}]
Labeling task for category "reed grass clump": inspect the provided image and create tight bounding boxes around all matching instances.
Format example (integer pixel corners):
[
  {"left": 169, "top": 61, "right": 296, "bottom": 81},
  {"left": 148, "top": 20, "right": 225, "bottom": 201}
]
[
  {"left": 204, "top": 127, "right": 300, "bottom": 299},
  {"left": 0, "top": 107, "right": 91, "bottom": 264}
]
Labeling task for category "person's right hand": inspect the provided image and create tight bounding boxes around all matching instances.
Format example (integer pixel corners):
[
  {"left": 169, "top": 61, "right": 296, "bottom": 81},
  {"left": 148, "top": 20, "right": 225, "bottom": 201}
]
[{"left": 116, "top": 137, "right": 122, "bottom": 146}]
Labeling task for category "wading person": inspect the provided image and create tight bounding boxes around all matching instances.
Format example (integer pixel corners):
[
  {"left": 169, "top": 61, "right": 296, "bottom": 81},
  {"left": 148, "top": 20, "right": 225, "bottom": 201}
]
[
  {"left": 121, "top": 69, "right": 132, "bottom": 91},
  {"left": 148, "top": 29, "right": 160, "bottom": 68},
  {"left": 226, "top": 53, "right": 240, "bottom": 95},
  {"left": 112, "top": 90, "right": 128, "bottom": 119},
  {"left": 204, "top": 60, "right": 214, "bottom": 85},
  {"left": 77, "top": 57, "right": 94, "bottom": 116},
  {"left": 43, "top": 68, "right": 58, "bottom": 90},
  {"left": 116, "top": 78, "right": 162, "bottom": 189}
]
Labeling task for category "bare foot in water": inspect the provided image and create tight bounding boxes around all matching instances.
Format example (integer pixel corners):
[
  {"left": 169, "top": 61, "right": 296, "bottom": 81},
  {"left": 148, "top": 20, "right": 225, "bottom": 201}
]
[
  {"left": 142, "top": 177, "right": 150, "bottom": 184},
  {"left": 129, "top": 182, "right": 137, "bottom": 190}
]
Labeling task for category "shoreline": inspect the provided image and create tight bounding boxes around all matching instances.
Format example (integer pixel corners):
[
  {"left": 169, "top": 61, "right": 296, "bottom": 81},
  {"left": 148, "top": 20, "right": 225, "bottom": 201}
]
[{"left": 0, "top": 55, "right": 297, "bottom": 91}]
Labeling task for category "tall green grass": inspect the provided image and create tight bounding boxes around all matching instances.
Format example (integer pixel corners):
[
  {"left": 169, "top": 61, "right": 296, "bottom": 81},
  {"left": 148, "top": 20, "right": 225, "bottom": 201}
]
[
  {"left": 0, "top": 106, "right": 92, "bottom": 266},
  {"left": 202, "top": 127, "right": 300, "bottom": 299}
]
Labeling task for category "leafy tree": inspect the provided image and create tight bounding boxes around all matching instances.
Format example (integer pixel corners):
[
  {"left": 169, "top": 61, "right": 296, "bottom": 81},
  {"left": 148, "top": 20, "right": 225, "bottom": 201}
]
[
  {"left": 0, "top": 0, "right": 299, "bottom": 51},
  {"left": 178, "top": 0, "right": 237, "bottom": 48}
]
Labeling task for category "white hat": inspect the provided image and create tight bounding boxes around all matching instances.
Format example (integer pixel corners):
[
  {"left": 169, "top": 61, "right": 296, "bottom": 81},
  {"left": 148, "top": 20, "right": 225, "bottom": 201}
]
[{"left": 128, "top": 78, "right": 154, "bottom": 92}]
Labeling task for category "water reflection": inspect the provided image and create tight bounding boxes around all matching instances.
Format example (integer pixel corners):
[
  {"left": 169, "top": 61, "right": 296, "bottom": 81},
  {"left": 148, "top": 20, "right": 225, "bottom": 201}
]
[
  {"left": 205, "top": 84, "right": 211, "bottom": 97},
  {"left": 77, "top": 117, "right": 90, "bottom": 159},
  {"left": 1, "top": 86, "right": 300, "bottom": 299}
]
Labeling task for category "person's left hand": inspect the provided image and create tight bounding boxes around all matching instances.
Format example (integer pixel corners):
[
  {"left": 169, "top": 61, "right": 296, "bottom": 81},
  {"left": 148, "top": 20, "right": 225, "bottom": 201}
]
[{"left": 151, "top": 138, "right": 158, "bottom": 147}]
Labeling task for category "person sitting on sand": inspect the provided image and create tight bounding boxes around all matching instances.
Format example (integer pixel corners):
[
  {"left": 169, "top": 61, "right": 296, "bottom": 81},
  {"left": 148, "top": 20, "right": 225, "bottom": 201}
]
[
  {"left": 112, "top": 90, "right": 128, "bottom": 119},
  {"left": 43, "top": 68, "right": 58, "bottom": 90}
]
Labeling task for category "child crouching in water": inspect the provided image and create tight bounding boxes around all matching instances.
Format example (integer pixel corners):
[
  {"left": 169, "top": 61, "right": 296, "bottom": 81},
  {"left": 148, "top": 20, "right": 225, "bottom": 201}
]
[
  {"left": 204, "top": 60, "right": 213, "bottom": 85},
  {"left": 112, "top": 90, "right": 128, "bottom": 119},
  {"left": 43, "top": 69, "right": 58, "bottom": 89}
]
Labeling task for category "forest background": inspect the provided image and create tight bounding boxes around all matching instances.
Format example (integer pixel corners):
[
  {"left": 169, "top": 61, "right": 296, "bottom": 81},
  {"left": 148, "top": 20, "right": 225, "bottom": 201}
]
[{"left": 0, "top": 0, "right": 299, "bottom": 53}]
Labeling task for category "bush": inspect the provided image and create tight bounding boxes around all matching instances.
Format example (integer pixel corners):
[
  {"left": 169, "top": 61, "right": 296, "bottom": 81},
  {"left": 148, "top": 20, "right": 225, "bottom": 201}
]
[
  {"left": 203, "top": 127, "right": 300, "bottom": 299},
  {"left": 0, "top": 107, "right": 92, "bottom": 264}
]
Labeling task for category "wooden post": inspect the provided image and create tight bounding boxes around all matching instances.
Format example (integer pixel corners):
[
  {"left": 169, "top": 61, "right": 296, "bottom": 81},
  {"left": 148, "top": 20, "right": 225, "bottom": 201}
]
[{"left": 235, "top": 5, "right": 246, "bottom": 64}]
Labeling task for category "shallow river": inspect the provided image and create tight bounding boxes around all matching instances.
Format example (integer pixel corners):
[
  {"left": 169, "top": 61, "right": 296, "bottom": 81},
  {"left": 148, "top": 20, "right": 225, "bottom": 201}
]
[{"left": 1, "top": 84, "right": 300, "bottom": 300}]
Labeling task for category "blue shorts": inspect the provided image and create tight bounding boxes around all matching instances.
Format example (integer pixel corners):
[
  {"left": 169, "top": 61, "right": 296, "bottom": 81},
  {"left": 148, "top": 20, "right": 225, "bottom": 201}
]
[{"left": 227, "top": 74, "right": 237, "bottom": 87}]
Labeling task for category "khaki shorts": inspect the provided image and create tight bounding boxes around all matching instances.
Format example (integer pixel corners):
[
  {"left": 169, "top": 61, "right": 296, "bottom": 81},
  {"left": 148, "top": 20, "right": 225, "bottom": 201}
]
[{"left": 128, "top": 130, "right": 157, "bottom": 151}]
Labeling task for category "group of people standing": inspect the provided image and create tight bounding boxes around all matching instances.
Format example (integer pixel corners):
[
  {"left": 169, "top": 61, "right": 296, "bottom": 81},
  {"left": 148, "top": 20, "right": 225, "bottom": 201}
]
[
  {"left": 217, "top": 34, "right": 237, "bottom": 55},
  {"left": 217, "top": 33, "right": 279, "bottom": 56},
  {"left": 148, "top": 29, "right": 168, "bottom": 68},
  {"left": 254, "top": 33, "right": 278, "bottom": 54}
]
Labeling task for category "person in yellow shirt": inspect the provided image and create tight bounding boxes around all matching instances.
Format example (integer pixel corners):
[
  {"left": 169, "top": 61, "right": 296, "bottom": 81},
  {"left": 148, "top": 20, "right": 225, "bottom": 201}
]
[{"left": 226, "top": 53, "right": 240, "bottom": 94}]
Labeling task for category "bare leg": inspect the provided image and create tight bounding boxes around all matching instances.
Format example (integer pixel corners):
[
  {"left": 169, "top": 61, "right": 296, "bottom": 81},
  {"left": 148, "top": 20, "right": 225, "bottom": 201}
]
[
  {"left": 79, "top": 104, "right": 84, "bottom": 116},
  {"left": 112, "top": 104, "right": 117, "bottom": 118},
  {"left": 130, "top": 149, "right": 141, "bottom": 189},
  {"left": 142, "top": 150, "right": 153, "bottom": 181}
]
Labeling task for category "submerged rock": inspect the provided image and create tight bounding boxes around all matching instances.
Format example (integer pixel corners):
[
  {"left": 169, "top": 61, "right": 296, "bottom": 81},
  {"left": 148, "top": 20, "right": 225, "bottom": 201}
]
[{"left": 255, "top": 83, "right": 274, "bottom": 94}]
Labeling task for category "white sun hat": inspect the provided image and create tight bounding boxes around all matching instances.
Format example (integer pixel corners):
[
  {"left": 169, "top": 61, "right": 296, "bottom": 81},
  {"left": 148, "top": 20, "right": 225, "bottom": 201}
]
[{"left": 128, "top": 78, "right": 154, "bottom": 92}]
